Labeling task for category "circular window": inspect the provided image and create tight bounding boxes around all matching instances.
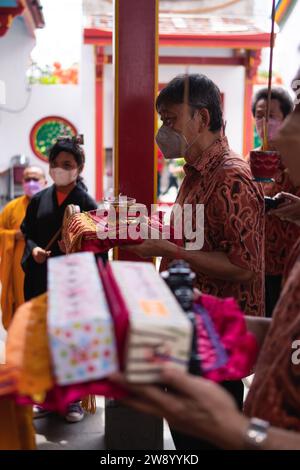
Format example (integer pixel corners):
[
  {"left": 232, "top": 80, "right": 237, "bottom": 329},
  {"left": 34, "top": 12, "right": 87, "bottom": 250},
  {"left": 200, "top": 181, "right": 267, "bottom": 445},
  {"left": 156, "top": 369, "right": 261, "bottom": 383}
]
[{"left": 30, "top": 116, "right": 77, "bottom": 162}]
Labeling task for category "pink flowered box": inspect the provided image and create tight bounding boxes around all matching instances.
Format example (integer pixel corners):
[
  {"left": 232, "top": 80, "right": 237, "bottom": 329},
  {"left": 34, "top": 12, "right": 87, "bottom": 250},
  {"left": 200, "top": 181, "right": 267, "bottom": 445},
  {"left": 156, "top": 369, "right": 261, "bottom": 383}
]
[{"left": 47, "top": 253, "right": 118, "bottom": 386}]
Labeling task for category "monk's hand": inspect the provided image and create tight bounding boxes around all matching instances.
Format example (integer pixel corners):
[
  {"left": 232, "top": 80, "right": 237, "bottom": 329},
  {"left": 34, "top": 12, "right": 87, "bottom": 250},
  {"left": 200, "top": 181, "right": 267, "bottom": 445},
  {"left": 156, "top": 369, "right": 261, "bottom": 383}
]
[
  {"left": 32, "top": 247, "right": 51, "bottom": 264},
  {"left": 58, "top": 239, "right": 66, "bottom": 253},
  {"left": 15, "top": 230, "right": 24, "bottom": 241},
  {"left": 110, "top": 367, "right": 248, "bottom": 450},
  {"left": 269, "top": 192, "right": 300, "bottom": 225}
]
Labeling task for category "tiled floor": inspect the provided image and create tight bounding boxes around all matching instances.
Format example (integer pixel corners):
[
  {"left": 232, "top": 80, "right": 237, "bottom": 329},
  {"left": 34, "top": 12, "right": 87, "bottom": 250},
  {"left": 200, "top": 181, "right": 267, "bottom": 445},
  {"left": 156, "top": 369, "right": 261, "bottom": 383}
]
[{"left": 35, "top": 397, "right": 175, "bottom": 450}]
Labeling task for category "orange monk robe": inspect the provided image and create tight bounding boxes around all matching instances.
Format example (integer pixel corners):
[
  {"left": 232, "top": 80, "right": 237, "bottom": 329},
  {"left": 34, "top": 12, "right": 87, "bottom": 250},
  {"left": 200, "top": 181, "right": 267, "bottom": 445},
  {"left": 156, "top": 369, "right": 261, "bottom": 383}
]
[
  {"left": 0, "top": 399, "right": 35, "bottom": 450},
  {"left": 0, "top": 195, "right": 29, "bottom": 330},
  {"left": 0, "top": 196, "right": 35, "bottom": 450},
  {"left": 0, "top": 365, "right": 35, "bottom": 450}
]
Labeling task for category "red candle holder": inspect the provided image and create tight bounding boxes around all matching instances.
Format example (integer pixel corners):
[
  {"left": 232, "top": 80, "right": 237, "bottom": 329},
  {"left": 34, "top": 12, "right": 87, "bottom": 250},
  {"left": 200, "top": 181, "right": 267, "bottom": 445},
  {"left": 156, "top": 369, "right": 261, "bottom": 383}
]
[{"left": 249, "top": 150, "right": 280, "bottom": 183}]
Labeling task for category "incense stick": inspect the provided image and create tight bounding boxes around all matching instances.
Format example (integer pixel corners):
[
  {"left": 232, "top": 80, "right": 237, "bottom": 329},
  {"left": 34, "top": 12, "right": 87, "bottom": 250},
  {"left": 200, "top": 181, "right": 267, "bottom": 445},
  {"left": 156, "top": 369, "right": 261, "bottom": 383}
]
[{"left": 263, "top": 0, "right": 276, "bottom": 151}]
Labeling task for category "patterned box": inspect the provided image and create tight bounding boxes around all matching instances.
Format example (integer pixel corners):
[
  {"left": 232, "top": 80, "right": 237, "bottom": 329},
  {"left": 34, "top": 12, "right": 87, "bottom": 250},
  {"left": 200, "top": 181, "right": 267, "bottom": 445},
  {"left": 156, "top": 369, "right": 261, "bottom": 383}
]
[
  {"left": 109, "top": 261, "right": 192, "bottom": 383},
  {"left": 48, "top": 253, "right": 118, "bottom": 385}
]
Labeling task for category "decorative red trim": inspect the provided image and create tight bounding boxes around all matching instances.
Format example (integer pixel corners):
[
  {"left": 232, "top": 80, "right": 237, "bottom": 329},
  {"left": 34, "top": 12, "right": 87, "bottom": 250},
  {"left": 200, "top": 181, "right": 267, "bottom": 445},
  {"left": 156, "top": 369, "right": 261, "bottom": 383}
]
[
  {"left": 84, "top": 28, "right": 112, "bottom": 46},
  {"left": 0, "top": 3, "right": 24, "bottom": 37},
  {"left": 24, "top": 0, "right": 45, "bottom": 29},
  {"left": 243, "top": 79, "right": 254, "bottom": 157},
  {"left": 95, "top": 46, "right": 104, "bottom": 201},
  {"left": 30, "top": 116, "right": 77, "bottom": 162},
  {"left": 84, "top": 28, "right": 271, "bottom": 49},
  {"left": 243, "top": 51, "right": 261, "bottom": 156},
  {"left": 106, "top": 55, "right": 246, "bottom": 66}
]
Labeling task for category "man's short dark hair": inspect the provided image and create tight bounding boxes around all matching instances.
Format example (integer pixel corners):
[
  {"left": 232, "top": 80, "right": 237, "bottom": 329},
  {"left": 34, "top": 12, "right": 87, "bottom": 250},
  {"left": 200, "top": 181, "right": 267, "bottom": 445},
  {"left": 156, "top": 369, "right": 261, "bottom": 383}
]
[
  {"left": 156, "top": 74, "right": 223, "bottom": 132},
  {"left": 251, "top": 87, "right": 294, "bottom": 118}
]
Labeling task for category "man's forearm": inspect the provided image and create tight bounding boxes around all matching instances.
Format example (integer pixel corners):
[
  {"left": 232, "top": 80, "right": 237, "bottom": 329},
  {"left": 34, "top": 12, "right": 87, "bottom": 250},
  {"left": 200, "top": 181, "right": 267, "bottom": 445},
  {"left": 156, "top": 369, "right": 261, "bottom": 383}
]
[
  {"left": 261, "top": 426, "right": 300, "bottom": 450},
  {"left": 215, "top": 413, "right": 300, "bottom": 450},
  {"left": 175, "top": 246, "right": 254, "bottom": 282}
]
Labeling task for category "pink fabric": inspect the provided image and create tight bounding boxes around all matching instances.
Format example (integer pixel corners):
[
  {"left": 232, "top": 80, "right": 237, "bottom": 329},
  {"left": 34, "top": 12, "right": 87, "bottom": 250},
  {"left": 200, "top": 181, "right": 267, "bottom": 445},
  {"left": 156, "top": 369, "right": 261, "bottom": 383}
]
[
  {"left": 195, "top": 294, "right": 258, "bottom": 382},
  {"left": 15, "top": 381, "right": 127, "bottom": 414},
  {"left": 98, "top": 260, "right": 129, "bottom": 369}
]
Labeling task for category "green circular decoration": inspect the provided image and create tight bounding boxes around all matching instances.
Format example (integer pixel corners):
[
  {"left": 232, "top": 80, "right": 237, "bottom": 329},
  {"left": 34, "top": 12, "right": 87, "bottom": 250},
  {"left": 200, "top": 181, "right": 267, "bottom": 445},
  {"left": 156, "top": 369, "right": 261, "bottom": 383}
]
[{"left": 30, "top": 116, "right": 77, "bottom": 162}]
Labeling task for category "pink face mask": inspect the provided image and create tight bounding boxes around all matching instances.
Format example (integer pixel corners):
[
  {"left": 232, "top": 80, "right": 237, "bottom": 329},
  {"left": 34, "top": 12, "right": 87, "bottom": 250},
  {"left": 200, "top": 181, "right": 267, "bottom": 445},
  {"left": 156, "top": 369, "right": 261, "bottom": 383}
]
[
  {"left": 23, "top": 180, "right": 43, "bottom": 198},
  {"left": 256, "top": 118, "right": 283, "bottom": 143}
]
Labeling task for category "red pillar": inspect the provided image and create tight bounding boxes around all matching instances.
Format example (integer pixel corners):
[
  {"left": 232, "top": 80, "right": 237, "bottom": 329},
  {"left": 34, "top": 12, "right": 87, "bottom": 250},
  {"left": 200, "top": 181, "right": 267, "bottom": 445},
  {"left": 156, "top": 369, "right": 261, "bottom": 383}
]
[
  {"left": 113, "top": 0, "right": 158, "bottom": 207},
  {"left": 113, "top": 0, "right": 158, "bottom": 260},
  {"left": 95, "top": 46, "right": 104, "bottom": 201}
]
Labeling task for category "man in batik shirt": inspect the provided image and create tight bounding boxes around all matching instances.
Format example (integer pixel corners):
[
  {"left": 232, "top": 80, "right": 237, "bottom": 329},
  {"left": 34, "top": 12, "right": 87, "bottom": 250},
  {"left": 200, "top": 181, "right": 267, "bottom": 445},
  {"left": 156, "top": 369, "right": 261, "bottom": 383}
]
[
  {"left": 117, "top": 90, "right": 300, "bottom": 449},
  {"left": 128, "top": 74, "right": 264, "bottom": 318},
  {"left": 125, "top": 74, "right": 264, "bottom": 449}
]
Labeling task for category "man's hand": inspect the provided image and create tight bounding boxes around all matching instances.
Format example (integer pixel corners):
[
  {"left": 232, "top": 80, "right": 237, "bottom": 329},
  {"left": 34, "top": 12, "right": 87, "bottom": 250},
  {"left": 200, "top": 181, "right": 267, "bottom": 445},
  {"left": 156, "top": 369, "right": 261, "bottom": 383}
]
[
  {"left": 269, "top": 192, "right": 300, "bottom": 225},
  {"left": 58, "top": 239, "right": 66, "bottom": 253},
  {"left": 124, "top": 238, "right": 178, "bottom": 259},
  {"left": 110, "top": 367, "right": 249, "bottom": 450},
  {"left": 122, "top": 222, "right": 178, "bottom": 258},
  {"left": 32, "top": 247, "right": 51, "bottom": 264},
  {"left": 15, "top": 230, "right": 24, "bottom": 241}
]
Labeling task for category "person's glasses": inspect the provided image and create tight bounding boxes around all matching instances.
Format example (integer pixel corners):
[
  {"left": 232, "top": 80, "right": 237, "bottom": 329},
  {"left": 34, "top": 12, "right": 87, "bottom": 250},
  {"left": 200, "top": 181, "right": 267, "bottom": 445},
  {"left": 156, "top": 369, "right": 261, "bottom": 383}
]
[{"left": 24, "top": 177, "right": 40, "bottom": 182}]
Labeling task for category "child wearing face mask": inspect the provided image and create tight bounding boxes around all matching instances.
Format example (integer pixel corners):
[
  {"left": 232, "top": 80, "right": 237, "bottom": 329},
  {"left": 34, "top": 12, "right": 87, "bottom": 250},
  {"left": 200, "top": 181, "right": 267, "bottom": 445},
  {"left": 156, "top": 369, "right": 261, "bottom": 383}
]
[{"left": 21, "top": 136, "right": 101, "bottom": 302}]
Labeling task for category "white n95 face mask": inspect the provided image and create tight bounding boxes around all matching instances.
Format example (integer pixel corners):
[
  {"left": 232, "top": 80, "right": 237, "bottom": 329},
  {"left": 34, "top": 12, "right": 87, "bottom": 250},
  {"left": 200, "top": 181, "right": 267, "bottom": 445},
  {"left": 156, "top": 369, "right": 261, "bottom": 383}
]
[
  {"left": 49, "top": 167, "right": 78, "bottom": 186},
  {"left": 155, "top": 126, "right": 188, "bottom": 159}
]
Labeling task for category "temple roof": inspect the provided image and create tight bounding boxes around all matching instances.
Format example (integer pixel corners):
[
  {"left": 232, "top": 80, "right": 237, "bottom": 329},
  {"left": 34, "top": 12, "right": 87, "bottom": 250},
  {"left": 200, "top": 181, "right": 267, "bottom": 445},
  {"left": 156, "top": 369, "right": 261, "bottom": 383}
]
[{"left": 85, "top": 11, "right": 269, "bottom": 36}]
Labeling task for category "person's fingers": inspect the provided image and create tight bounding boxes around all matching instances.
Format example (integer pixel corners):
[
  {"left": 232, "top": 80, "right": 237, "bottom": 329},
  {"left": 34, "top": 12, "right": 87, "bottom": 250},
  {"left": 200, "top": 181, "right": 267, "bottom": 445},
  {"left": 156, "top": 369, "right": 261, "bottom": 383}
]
[
  {"left": 109, "top": 372, "right": 126, "bottom": 384},
  {"left": 271, "top": 206, "right": 299, "bottom": 217},
  {"left": 270, "top": 208, "right": 290, "bottom": 217},
  {"left": 193, "top": 288, "right": 202, "bottom": 300},
  {"left": 112, "top": 367, "right": 209, "bottom": 403},
  {"left": 160, "top": 366, "right": 212, "bottom": 400},
  {"left": 275, "top": 192, "right": 300, "bottom": 202},
  {"left": 110, "top": 371, "right": 187, "bottom": 415}
]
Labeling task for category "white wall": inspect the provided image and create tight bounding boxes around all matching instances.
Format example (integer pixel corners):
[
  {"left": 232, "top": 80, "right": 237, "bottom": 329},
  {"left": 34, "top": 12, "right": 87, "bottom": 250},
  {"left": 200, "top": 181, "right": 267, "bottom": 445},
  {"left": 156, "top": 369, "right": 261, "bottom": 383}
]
[
  {"left": 158, "top": 64, "right": 245, "bottom": 154},
  {"left": 0, "top": 84, "right": 82, "bottom": 174},
  {"left": 0, "top": 18, "right": 35, "bottom": 111},
  {"left": 102, "top": 63, "right": 245, "bottom": 155},
  {"left": 103, "top": 63, "right": 113, "bottom": 149},
  {"left": 0, "top": 17, "right": 96, "bottom": 197},
  {"left": 0, "top": 17, "right": 246, "bottom": 201},
  {"left": 274, "top": 0, "right": 300, "bottom": 90}
]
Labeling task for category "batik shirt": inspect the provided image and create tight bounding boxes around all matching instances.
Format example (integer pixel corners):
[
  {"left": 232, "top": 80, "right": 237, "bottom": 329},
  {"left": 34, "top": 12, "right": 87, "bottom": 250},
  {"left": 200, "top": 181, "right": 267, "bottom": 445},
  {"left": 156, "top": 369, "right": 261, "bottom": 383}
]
[
  {"left": 163, "top": 137, "right": 265, "bottom": 316},
  {"left": 244, "top": 256, "right": 300, "bottom": 429},
  {"left": 245, "top": 150, "right": 300, "bottom": 276},
  {"left": 263, "top": 168, "right": 300, "bottom": 276}
]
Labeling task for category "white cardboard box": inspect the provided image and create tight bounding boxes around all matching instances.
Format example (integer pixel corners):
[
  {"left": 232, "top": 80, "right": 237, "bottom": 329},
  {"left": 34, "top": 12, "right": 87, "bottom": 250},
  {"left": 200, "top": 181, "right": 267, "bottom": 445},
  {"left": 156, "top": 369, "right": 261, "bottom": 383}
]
[
  {"left": 109, "top": 261, "right": 192, "bottom": 383},
  {"left": 48, "top": 253, "right": 118, "bottom": 385}
]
